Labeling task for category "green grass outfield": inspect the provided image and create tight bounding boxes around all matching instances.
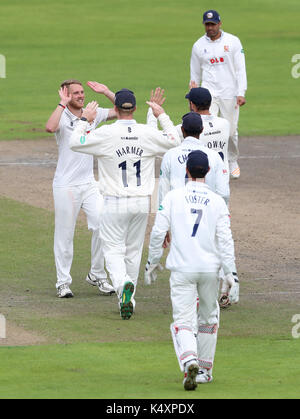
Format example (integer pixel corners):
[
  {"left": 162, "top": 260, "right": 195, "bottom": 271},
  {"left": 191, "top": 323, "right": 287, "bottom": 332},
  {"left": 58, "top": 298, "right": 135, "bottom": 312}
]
[
  {"left": 1, "top": 197, "right": 300, "bottom": 399},
  {"left": 1, "top": 339, "right": 299, "bottom": 399},
  {"left": 0, "top": 0, "right": 300, "bottom": 140},
  {"left": 1, "top": 0, "right": 300, "bottom": 401}
]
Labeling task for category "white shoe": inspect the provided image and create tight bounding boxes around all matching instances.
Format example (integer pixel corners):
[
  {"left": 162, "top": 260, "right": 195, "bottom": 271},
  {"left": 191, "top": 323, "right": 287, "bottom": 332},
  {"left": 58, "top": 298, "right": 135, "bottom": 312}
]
[
  {"left": 195, "top": 369, "right": 213, "bottom": 384},
  {"left": 183, "top": 360, "right": 199, "bottom": 391},
  {"left": 230, "top": 161, "right": 240, "bottom": 179},
  {"left": 86, "top": 273, "right": 115, "bottom": 296},
  {"left": 57, "top": 284, "right": 74, "bottom": 298}
]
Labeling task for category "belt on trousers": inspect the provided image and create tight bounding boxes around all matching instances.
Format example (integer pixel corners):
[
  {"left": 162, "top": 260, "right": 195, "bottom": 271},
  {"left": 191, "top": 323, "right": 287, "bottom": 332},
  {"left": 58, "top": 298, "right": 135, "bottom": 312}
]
[{"left": 104, "top": 195, "right": 150, "bottom": 200}]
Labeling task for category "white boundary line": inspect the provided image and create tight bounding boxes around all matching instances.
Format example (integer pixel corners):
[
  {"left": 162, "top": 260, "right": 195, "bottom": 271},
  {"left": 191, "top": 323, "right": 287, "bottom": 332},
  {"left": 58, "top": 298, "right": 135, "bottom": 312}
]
[
  {"left": 239, "top": 155, "right": 300, "bottom": 159},
  {"left": 0, "top": 161, "right": 56, "bottom": 166}
]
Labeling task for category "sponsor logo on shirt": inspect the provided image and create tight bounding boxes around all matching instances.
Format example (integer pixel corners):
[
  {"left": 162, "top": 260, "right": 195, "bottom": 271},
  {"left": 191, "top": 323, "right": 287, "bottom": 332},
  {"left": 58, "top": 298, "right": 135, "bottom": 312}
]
[
  {"left": 80, "top": 136, "right": 86, "bottom": 144},
  {"left": 210, "top": 56, "right": 225, "bottom": 65}
]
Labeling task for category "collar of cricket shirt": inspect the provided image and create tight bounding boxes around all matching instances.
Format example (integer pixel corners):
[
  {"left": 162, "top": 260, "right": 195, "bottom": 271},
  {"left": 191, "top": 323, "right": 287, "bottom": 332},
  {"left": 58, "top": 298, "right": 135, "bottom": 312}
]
[
  {"left": 64, "top": 106, "right": 81, "bottom": 122},
  {"left": 186, "top": 181, "right": 210, "bottom": 191},
  {"left": 115, "top": 119, "right": 137, "bottom": 125},
  {"left": 183, "top": 136, "right": 205, "bottom": 146}
]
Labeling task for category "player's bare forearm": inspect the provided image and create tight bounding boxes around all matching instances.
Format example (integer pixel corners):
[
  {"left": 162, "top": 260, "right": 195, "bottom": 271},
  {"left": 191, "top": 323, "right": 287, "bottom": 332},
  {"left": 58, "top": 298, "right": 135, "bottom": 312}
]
[{"left": 45, "top": 106, "right": 64, "bottom": 133}]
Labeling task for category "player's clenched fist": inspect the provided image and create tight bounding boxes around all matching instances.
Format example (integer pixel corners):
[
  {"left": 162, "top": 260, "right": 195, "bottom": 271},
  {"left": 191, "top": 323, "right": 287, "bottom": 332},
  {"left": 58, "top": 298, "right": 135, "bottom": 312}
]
[{"left": 82, "top": 101, "right": 98, "bottom": 123}]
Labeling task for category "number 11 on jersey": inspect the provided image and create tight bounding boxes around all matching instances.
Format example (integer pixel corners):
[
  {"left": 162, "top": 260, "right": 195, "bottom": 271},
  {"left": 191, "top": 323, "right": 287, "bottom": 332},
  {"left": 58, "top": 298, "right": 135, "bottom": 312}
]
[{"left": 119, "top": 160, "right": 141, "bottom": 188}]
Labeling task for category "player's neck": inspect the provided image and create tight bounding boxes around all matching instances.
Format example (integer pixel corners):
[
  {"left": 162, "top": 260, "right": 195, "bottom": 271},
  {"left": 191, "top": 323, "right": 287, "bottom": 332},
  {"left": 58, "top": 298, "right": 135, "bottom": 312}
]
[
  {"left": 118, "top": 115, "right": 134, "bottom": 121},
  {"left": 67, "top": 104, "right": 83, "bottom": 118},
  {"left": 208, "top": 31, "right": 222, "bottom": 41},
  {"left": 198, "top": 110, "right": 210, "bottom": 116},
  {"left": 189, "top": 178, "right": 205, "bottom": 183}
]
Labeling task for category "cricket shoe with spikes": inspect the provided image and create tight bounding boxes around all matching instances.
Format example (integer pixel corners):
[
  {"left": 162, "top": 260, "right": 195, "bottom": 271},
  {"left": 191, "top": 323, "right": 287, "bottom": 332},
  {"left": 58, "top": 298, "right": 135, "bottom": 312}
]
[
  {"left": 120, "top": 281, "right": 135, "bottom": 320},
  {"left": 183, "top": 360, "right": 199, "bottom": 391}
]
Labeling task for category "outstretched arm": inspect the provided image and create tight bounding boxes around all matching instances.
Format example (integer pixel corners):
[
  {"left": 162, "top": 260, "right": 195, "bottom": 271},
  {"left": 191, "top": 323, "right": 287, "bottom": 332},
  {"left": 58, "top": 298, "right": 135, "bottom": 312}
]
[
  {"left": 147, "top": 87, "right": 166, "bottom": 128},
  {"left": 87, "top": 81, "right": 117, "bottom": 120}
]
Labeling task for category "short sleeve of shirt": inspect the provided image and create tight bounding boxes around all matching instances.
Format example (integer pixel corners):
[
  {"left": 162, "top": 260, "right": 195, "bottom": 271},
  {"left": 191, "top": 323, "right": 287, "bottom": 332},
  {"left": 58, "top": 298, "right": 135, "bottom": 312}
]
[{"left": 94, "top": 108, "right": 109, "bottom": 127}]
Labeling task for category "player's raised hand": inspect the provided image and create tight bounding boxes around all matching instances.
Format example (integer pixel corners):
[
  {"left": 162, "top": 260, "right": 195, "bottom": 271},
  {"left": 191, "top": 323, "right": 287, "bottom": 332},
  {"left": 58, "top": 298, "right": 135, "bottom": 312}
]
[
  {"left": 189, "top": 80, "right": 198, "bottom": 89},
  {"left": 82, "top": 101, "right": 98, "bottom": 123},
  {"left": 87, "top": 81, "right": 109, "bottom": 95},
  {"left": 146, "top": 101, "right": 165, "bottom": 118},
  {"left": 58, "top": 86, "right": 72, "bottom": 106},
  {"left": 150, "top": 87, "right": 166, "bottom": 106},
  {"left": 87, "top": 81, "right": 115, "bottom": 105}
]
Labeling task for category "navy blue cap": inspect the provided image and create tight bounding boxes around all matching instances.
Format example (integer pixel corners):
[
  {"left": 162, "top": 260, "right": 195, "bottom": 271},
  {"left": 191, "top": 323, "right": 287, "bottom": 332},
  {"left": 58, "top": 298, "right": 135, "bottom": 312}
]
[
  {"left": 182, "top": 112, "right": 203, "bottom": 132},
  {"left": 185, "top": 87, "right": 212, "bottom": 107},
  {"left": 187, "top": 150, "right": 209, "bottom": 174},
  {"left": 115, "top": 89, "right": 136, "bottom": 109},
  {"left": 203, "top": 10, "right": 221, "bottom": 24}
]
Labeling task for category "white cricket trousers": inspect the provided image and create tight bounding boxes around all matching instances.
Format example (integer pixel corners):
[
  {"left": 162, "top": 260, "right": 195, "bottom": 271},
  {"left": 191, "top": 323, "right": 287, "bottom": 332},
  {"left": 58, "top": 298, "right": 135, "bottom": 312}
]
[
  {"left": 53, "top": 182, "right": 106, "bottom": 289},
  {"left": 210, "top": 97, "right": 240, "bottom": 163},
  {"left": 99, "top": 196, "right": 150, "bottom": 297},
  {"left": 170, "top": 271, "right": 220, "bottom": 373}
]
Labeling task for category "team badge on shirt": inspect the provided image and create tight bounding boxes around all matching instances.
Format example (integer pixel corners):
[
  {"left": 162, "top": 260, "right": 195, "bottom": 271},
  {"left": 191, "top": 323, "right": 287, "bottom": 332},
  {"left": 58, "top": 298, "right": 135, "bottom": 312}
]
[{"left": 224, "top": 45, "right": 229, "bottom": 52}]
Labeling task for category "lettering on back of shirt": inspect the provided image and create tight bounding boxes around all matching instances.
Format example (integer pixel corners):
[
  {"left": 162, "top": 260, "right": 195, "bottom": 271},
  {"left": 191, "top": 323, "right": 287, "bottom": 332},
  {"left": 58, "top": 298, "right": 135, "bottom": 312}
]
[
  {"left": 206, "top": 140, "right": 226, "bottom": 150},
  {"left": 116, "top": 146, "right": 144, "bottom": 158},
  {"left": 185, "top": 194, "right": 210, "bottom": 206}
]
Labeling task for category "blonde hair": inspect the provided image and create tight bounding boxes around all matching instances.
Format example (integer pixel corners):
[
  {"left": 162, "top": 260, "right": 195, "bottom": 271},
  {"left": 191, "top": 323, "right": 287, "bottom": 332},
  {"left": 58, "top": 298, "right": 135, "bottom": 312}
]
[{"left": 60, "top": 79, "right": 82, "bottom": 89}]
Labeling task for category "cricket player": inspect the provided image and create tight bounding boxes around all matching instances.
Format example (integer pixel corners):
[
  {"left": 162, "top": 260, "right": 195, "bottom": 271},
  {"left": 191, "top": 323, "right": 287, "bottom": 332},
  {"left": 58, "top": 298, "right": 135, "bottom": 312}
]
[
  {"left": 69, "top": 89, "right": 181, "bottom": 319},
  {"left": 148, "top": 89, "right": 236, "bottom": 306},
  {"left": 46, "top": 79, "right": 116, "bottom": 298},
  {"left": 147, "top": 87, "right": 229, "bottom": 204},
  {"left": 184, "top": 86, "right": 230, "bottom": 183},
  {"left": 145, "top": 145, "right": 238, "bottom": 390},
  {"left": 158, "top": 111, "right": 229, "bottom": 207},
  {"left": 190, "top": 9, "right": 247, "bottom": 179}
]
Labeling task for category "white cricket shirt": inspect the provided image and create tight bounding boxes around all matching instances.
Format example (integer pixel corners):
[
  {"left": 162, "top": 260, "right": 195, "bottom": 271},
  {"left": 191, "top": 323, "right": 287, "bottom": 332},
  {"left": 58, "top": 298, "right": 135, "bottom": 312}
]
[
  {"left": 174, "top": 114, "right": 230, "bottom": 176},
  {"left": 190, "top": 31, "right": 247, "bottom": 98},
  {"left": 69, "top": 113, "right": 180, "bottom": 197},
  {"left": 159, "top": 136, "right": 229, "bottom": 205},
  {"left": 200, "top": 114, "right": 230, "bottom": 179},
  {"left": 53, "top": 107, "right": 109, "bottom": 187},
  {"left": 149, "top": 181, "right": 236, "bottom": 274}
]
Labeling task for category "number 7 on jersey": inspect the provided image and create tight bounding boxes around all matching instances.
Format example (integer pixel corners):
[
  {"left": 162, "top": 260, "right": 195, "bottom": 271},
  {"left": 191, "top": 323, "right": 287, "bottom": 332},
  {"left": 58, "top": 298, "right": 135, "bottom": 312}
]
[{"left": 190, "top": 208, "right": 203, "bottom": 237}]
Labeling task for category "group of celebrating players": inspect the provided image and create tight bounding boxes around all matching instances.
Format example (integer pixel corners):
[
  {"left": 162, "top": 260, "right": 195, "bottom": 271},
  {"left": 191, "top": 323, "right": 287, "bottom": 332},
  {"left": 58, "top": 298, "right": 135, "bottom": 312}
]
[{"left": 46, "top": 9, "right": 247, "bottom": 391}]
